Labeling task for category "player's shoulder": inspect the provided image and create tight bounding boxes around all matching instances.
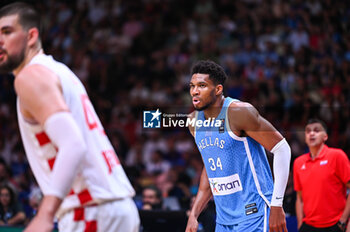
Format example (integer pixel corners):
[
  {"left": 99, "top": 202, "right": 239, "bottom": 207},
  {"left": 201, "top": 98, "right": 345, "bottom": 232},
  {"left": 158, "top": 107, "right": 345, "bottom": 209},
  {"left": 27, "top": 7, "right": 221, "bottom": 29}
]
[
  {"left": 16, "top": 64, "right": 56, "bottom": 85},
  {"left": 15, "top": 64, "right": 60, "bottom": 98},
  {"left": 228, "top": 100, "right": 252, "bottom": 108},
  {"left": 227, "top": 100, "right": 256, "bottom": 116},
  {"left": 227, "top": 100, "right": 259, "bottom": 129},
  {"left": 187, "top": 111, "right": 196, "bottom": 137}
]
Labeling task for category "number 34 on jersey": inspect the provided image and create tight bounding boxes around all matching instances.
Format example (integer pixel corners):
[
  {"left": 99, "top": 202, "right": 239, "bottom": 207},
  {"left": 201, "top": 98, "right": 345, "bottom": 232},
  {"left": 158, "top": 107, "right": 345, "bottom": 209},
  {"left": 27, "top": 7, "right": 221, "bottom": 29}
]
[{"left": 208, "top": 157, "right": 223, "bottom": 171}]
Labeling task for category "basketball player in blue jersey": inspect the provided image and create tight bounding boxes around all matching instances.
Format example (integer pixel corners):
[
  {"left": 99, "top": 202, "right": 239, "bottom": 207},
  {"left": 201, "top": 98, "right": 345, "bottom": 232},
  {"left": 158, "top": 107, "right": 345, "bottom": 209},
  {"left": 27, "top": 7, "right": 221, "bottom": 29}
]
[{"left": 185, "top": 60, "right": 291, "bottom": 232}]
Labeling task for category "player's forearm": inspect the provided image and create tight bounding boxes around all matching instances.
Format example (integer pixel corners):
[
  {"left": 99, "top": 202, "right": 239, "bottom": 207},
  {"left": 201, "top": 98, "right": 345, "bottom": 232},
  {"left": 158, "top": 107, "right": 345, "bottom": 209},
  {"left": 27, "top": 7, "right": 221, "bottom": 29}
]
[
  {"left": 190, "top": 168, "right": 212, "bottom": 218},
  {"left": 44, "top": 112, "right": 87, "bottom": 198},
  {"left": 190, "top": 188, "right": 212, "bottom": 218},
  {"left": 270, "top": 138, "right": 291, "bottom": 206},
  {"left": 37, "top": 195, "right": 62, "bottom": 219}
]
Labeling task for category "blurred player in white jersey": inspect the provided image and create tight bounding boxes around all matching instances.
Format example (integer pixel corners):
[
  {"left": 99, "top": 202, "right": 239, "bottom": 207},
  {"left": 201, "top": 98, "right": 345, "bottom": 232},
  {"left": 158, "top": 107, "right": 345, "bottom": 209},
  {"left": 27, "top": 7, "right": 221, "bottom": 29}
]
[{"left": 0, "top": 2, "right": 140, "bottom": 232}]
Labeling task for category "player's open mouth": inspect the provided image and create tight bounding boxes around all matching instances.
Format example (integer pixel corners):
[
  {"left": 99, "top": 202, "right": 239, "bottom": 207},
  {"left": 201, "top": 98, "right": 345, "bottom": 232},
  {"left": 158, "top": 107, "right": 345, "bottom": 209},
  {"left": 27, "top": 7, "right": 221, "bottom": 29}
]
[
  {"left": 0, "top": 50, "right": 5, "bottom": 60},
  {"left": 192, "top": 98, "right": 200, "bottom": 105}
]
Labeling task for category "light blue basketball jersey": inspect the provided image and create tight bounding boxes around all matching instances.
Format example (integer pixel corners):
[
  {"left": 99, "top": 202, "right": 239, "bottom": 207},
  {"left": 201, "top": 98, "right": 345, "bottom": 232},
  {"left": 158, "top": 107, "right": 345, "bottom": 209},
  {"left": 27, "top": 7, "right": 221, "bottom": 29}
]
[{"left": 194, "top": 97, "right": 273, "bottom": 225}]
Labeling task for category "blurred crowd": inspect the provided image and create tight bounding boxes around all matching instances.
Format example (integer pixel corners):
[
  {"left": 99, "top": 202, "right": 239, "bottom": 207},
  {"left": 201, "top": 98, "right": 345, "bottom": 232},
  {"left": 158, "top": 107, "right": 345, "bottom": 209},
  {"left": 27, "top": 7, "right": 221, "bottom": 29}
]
[{"left": 0, "top": 0, "right": 349, "bottom": 226}]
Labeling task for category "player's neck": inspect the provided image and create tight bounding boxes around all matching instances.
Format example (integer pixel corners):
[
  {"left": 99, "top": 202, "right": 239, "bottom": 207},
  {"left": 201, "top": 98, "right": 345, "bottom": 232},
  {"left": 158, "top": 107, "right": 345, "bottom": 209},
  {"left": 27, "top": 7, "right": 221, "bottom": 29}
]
[
  {"left": 203, "top": 95, "right": 224, "bottom": 119},
  {"left": 13, "top": 48, "right": 43, "bottom": 76},
  {"left": 309, "top": 143, "right": 324, "bottom": 160}
]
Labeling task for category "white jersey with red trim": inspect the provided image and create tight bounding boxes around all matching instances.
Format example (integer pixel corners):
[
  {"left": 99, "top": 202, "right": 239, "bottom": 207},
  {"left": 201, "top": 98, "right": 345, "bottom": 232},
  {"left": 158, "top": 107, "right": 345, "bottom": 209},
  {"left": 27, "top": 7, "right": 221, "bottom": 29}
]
[{"left": 17, "top": 54, "right": 135, "bottom": 218}]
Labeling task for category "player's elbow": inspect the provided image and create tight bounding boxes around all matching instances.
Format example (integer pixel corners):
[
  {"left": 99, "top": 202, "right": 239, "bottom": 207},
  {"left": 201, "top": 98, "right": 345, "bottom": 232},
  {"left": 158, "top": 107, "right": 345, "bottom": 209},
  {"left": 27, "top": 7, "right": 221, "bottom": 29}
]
[{"left": 272, "top": 138, "right": 291, "bottom": 160}]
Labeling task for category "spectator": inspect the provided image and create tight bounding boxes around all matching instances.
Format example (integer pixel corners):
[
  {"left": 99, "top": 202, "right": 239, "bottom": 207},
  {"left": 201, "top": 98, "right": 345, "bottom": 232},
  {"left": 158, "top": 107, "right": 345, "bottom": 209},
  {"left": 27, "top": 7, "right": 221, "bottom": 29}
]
[
  {"left": 141, "top": 185, "right": 164, "bottom": 210},
  {"left": 146, "top": 150, "right": 171, "bottom": 176},
  {"left": 293, "top": 119, "right": 350, "bottom": 232},
  {"left": 26, "top": 187, "right": 42, "bottom": 222},
  {"left": 141, "top": 185, "right": 181, "bottom": 211},
  {"left": 0, "top": 185, "right": 25, "bottom": 226},
  {"left": 0, "top": 160, "right": 17, "bottom": 193}
]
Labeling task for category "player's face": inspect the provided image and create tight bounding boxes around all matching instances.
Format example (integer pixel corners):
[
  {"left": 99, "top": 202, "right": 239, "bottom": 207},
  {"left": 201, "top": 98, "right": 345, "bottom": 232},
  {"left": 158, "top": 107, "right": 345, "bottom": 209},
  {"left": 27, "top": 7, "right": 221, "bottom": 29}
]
[
  {"left": 190, "top": 73, "right": 217, "bottom": 111},
  {"left": 305, "top": 123, "right": 328, "bottom": 148},
  {"left": 0, "top": 14, "right": 27, "bottom": 73}
]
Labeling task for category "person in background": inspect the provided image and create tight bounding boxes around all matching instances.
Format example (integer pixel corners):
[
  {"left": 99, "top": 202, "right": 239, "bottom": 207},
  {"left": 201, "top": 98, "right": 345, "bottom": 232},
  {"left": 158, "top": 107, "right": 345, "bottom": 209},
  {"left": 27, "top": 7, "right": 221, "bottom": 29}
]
[
  {"left": 0, "top": 184, "right": 26, "bottom": 226},
  {"left": 0, "top": 2, "right": 139, "bottom": 232},
  {"left": 186, "top": 60, "right": 291, "bottom": 232},
  {"left": 141, "top": 185, "right": 163, "bottom": 210},
  {"left": 294, "top": 119, "right": 350, "bottom": 232}
]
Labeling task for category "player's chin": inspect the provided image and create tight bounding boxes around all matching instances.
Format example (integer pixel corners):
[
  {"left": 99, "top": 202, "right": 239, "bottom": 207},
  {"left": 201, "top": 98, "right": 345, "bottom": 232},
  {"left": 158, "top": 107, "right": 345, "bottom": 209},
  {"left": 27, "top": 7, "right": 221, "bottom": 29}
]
[{"left": 193, "top": 105, "right": 204, "bottom": 111}]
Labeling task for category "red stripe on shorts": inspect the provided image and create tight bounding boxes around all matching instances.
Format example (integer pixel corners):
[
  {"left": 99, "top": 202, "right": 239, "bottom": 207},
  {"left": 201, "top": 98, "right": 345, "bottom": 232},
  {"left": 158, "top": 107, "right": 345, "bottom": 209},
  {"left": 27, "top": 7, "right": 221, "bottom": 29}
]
[
  {"left": 84, "top": 220, "right": 97, "bottom": 232},
  {"left": 35, "top": 132, "right": 51, "bottom": 146},
  {"left": 73, "top": 207, "right": 84, "bottom": 221},
  {"left": 77, "top": 189, "right": 93, "bottom": 205}
]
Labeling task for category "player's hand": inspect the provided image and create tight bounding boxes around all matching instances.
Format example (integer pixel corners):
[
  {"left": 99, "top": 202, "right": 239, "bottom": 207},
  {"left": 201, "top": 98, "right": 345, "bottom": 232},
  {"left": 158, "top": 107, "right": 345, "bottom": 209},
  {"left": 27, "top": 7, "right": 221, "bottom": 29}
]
[
  {"left": 24, "top": 214, "right": 54, "bottom": 232},
  {"left": 269, "top": 206, "right": 287, "bottom": 232},
  {"left": 185, "top": 214, "right": 199, "bottom": 232}
]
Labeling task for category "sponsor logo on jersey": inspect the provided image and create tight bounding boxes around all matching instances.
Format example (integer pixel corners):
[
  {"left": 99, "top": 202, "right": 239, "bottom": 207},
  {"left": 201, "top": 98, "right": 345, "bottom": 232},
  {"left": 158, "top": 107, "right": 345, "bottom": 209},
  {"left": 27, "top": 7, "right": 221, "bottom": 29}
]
[
  {"left": 208, "top": 174, "right": 243, "bottom": 196},
  {"left": 320, "top": 160, "right": 328, "bottom": 165}
]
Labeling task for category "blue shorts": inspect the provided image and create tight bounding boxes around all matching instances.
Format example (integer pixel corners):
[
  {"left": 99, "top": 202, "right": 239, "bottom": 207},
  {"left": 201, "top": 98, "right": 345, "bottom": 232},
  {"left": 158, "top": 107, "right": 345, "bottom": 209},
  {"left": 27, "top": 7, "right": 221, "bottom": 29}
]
[{"left": 215, "top": 204, "right": 269, "bottom": 232}]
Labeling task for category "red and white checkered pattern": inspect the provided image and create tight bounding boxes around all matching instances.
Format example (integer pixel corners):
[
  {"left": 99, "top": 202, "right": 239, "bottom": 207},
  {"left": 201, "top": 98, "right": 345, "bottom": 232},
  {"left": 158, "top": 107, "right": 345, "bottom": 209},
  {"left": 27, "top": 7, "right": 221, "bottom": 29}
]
[
  {"left": 59, "top": 198, "right": 140, "bottom": 232},
  {"left": 17, "top": 54, "right": 135, "bottom": 220}
]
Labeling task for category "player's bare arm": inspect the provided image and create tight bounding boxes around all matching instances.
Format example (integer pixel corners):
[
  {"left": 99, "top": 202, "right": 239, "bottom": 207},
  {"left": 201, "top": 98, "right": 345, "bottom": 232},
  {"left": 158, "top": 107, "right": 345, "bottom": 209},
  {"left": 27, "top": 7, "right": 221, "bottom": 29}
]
[
  {"left": 227, "top": 101, "right": 290, "bottom": 232},
  {"left": 227, "top": 101, "right": 283, "bottom": 150},
  {"left": 186, "top": 167, "right": 212, "bottom": 232}
]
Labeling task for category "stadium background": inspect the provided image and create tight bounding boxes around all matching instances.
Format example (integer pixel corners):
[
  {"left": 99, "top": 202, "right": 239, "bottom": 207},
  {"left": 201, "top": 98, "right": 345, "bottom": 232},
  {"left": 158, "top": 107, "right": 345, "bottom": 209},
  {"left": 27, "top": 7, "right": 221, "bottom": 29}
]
[{"left": 0, "top": 0, "right": 349, "bottom": 231}]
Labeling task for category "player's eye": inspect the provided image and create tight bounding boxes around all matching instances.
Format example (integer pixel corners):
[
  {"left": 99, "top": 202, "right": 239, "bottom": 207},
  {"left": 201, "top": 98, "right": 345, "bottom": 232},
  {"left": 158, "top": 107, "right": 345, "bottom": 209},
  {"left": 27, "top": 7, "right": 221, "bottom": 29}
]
[{"left": 1, "top": 29, "right": 12, "bottom": 35}]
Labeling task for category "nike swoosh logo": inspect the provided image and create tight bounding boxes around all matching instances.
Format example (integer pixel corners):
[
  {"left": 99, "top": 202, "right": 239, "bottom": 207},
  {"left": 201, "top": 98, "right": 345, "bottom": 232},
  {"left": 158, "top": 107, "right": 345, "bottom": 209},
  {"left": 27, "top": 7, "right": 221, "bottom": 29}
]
[{"left": 276, "top": 197, "right": 283, "bottom": 200}]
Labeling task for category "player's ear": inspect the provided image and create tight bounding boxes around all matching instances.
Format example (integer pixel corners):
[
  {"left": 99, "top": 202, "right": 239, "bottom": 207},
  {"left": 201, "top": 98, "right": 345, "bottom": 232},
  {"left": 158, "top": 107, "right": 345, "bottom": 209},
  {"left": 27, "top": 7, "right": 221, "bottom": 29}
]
[
  {"left": 27, "top": 27, "right": 39, "bottom": 48},
  {"left": 323, "top": 133, "right": 328, "bottom": 143},
  {"left": 216, "top": 84, "right": 223, "bottom": 96}
]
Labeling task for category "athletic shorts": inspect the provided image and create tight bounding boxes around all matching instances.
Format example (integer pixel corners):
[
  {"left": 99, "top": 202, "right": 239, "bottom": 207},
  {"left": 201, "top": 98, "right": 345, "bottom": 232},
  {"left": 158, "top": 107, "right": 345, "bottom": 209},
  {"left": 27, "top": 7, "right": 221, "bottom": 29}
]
[
  {"left": 59, "top": 198, "right": 140, "bottom": 232},
  {"left": 215, "top": 204, "right": 270, "bottom": 232}
]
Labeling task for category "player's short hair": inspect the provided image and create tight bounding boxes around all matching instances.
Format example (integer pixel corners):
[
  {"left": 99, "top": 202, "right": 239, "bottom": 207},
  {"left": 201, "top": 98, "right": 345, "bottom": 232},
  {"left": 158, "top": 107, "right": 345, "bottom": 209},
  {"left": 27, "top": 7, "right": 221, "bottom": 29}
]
[
  {"left": 191, "top": 60, "right": 227, "bottom": 86},
  {"left": 306, "top": 118, "right": 327, "bottom": 133},
  {"left": 0, "top": 2, "right": 41, "bottom": 35}
]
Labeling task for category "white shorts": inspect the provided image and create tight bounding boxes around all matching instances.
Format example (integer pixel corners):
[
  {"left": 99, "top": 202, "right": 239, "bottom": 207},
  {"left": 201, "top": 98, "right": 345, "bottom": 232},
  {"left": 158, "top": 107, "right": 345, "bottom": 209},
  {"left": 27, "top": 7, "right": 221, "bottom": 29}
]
[{"left": 58, "top": 198, "right": 140, "bottom": 232}]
